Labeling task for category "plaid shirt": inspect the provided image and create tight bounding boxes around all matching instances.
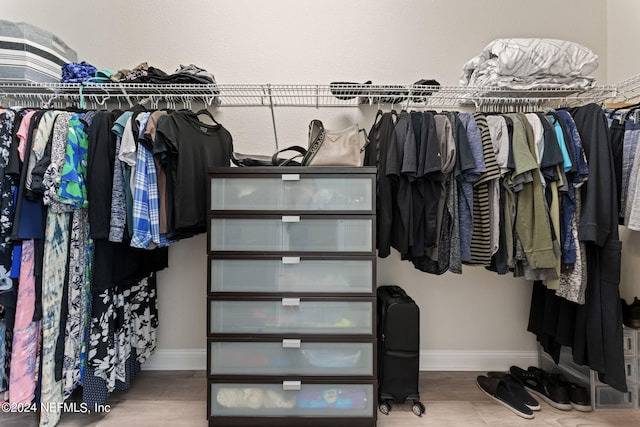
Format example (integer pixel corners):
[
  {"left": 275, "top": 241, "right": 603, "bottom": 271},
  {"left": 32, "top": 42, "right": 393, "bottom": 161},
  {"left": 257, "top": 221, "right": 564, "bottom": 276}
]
[{"left": 131, "top": 113, "right": 174, "bottom": 249}]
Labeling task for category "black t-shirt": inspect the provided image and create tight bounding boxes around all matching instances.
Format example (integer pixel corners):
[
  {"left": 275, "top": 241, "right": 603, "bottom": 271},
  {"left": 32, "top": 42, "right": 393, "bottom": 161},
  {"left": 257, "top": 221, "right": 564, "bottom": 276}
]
[
  {"left": 367, "top": 112, "right": 397, "bottom": 258},
  {"left": 155, "top": 111, "right": 233, "bottom": 238},
  {"left": 390, "top": 112, "right": 416, "bottom": 255}
]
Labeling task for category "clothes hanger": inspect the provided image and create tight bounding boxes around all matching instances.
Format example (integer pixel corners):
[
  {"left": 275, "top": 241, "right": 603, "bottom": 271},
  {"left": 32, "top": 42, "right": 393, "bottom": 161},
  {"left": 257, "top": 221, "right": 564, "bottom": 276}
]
[
  {"left": 607, "top": 101, "right": 640, "bottom": 119},
  {"left": 373, "top": 109, "right": 383, "bottom": 124},
  {"left": 623, "top": 105, "right": 640, "bottom": 123},
  {"left": 195, "top": 108, "right": 219, "bottom": 125},
  {"left": 402, "top": 95, "right": 411, "bottom": 112}
]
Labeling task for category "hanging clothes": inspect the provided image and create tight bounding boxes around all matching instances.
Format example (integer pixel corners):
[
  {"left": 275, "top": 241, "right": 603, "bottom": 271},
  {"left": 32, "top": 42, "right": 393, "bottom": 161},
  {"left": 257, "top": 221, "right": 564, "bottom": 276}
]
[
  {"left": 528, "top": 103, "right": 626, "bottom": 393},
  {"left": 364, "top": 111, "right": 397, "bottom": 258},
  {"left": 0, "top": 111, "right": 17, "bottom": 401},
  {"left": 457, "top": 112, "right": 485, "bottom": 263},
  {"left": 389, "top": 110, "right": 416, "bottom": 255},
  {"left": 411, "top": 113, "right": 455, "bottom": 275},
  {"left": 554, "top": 110, "right": 589, "bottom": 304},
  {"left": 155, "top": 110, "right": 233, "bottom": 240},
  {"left": 87, "top": 111, "right": 119, "bottom": 239},
  {"left": 485, "top": 114, "right": 510, "bottom": 274},
  {"left": 622, "top": 120, "right": 640, "bottom": 229},
  {"left": 364, "top": 104, "right": 624, "bottom": 393},
  {"left": 469, "top": 113, "right": 500, "bottom": 265},
  {"left": 0, "top": 104, "right": 233, "bottom": 418}
]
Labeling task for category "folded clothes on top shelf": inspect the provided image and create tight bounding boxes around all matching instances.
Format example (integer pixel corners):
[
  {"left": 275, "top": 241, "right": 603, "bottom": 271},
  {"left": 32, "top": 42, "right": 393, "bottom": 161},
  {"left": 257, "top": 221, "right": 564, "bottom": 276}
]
[
  {"left": 460, "top": 38, "right": 599, "bottom": 90},
  {"left": 109, "top": 62, "right": 217, "bottom": 85},
  {"left": 329, "top": 79, "right": 440, "bottom": 103}
]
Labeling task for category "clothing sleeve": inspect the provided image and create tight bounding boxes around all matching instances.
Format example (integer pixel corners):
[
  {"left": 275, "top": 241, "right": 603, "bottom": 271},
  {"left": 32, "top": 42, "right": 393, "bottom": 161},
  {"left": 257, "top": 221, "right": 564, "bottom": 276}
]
[
  {"left": 6, "top": 113, "right": 23, "bottom": 178},
  {"left": 573, "top": 104, "right": 618, "bottom": 246},
  {"left": 109, "top": 136, "right": 127, "bottom": 242},
  {"left": 118, "top": 117, "right": 137, "bottom": 167},
  {"left": 87, "top": 112, "right": 117, "bottom": 239},
  {"left": 376, "top": 114, "right": 396, "bottom": 258},
  {"left": 28, "top": 130, "right": 52, "bottom": 196},
  {"left": 452, "top": 115, "right": 476, "bottom": 178},
  {"left": 424, "top": 114, "right": 442, "bottom": 174}
]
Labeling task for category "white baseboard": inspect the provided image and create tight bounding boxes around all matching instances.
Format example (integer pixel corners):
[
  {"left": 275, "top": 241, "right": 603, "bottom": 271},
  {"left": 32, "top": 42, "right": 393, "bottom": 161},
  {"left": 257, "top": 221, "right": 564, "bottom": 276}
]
[
  {"left": 141, "top": 348, "right": 539, "bottom": 372},
  {"left": 420, "top": 350, "right": 540, "bottom": 371},
  {"left": 142, "top": 348, "right": 207, "bottom": 371}
]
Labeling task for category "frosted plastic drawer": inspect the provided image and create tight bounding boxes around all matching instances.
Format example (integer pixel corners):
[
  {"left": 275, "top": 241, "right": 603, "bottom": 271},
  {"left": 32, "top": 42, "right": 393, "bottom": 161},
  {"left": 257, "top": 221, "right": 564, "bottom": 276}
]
[
  {"left": 210, "top": 382, "right": 374, "bottom": 417},
  {"left": 209, "top": 257, "right": 374, "bottom": 294},
  {"left": 623, "top": 329, "right": 637, "bottom": 356},
  {"left": 209, "top": 299, "right": 373, "bottom": 335},
  {"left": 210, "top": 216, "right": 373, "bottom": 253},
  {"left": 210, "top": 175, "right": 373, "bottom": 212},
  {"left": 209, "top": 340, "right": 374, "bottom": 376},
  {"left": 594, "top": 385, "right": 637, "bottom": 410}
]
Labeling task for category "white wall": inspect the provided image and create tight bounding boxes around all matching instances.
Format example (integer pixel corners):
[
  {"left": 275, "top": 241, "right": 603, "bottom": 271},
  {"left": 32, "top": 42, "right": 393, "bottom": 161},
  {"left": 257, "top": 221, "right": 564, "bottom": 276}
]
[
  {"left": 607, "top": 0, "right": 640, "bottom": 84},
  {"left": 2, "top": 0, "right": 630, "bottom": 371}
]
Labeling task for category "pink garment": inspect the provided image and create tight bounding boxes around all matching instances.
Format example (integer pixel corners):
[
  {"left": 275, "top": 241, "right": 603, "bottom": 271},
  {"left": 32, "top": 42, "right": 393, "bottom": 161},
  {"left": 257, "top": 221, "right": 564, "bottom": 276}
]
[
  {"left": 9, "top": 240, "right": 40, "bottom": 404},
  {"left": 16, "top": 110, "right": 37, "bottom": 162}
]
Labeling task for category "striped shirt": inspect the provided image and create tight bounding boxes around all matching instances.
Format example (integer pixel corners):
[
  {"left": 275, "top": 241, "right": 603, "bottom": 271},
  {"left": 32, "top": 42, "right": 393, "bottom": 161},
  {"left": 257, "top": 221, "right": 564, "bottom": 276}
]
[{"left": 470, "top": 113, "right": 501, "bottom": 265}]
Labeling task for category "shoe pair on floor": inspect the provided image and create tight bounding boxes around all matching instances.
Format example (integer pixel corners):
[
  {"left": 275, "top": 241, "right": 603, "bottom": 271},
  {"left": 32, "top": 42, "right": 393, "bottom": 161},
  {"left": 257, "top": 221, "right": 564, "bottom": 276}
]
[
  {"left": 477, "top": 366, "right": 592, "bottom": 419},
  {"left": 476, "top": 371, "right": 539, "bottom": 419},
  {"left": 509, "top": 366, "right": 591, "bottom": 412}
]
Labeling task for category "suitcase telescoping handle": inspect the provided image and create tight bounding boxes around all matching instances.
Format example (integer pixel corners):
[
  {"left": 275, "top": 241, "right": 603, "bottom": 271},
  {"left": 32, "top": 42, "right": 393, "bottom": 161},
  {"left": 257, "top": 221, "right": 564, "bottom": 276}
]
[{"left": 388, "top": 285, "right": 406, "bottom": 298}]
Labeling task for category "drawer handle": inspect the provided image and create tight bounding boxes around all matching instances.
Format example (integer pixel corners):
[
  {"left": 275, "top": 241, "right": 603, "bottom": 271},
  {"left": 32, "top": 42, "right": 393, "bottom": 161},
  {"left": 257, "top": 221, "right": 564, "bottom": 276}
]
[
  {"left": 282, "top": 256, "right": 300, "bottom": 264},
  {"left": 283, "top": 381, "right": 301, "bottom": 391},
  {"left": 282, "top": 298, "right": 300, "bottom": 306},
  {"left": 282, "top": 215, "right": 300, "bottom": 223},
  {"left": 281, "top": 174, "right": 300, "bottom": 181},
  {"left": 282, "top": 339, "right": 301, "bottom": 348}
]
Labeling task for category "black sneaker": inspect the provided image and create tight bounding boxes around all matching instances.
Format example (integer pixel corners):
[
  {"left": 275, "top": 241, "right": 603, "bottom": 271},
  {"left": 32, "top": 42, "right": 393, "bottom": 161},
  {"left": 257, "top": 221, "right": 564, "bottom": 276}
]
[
  {"left": 509, "top": 366, "right": 572, "bottom": 410},
  {"left": 487, "top": 371, "right": 540, "bottom": 411},
  {"left": 550, "top": 373, "right": 592, "bottom": 412}
]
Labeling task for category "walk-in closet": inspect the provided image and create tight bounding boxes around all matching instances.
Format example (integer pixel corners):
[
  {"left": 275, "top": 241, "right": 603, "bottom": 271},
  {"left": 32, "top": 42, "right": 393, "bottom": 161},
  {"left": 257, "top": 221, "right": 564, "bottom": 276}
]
[{"left": 1, "top": 1, "right": 640, "bottom": 426}]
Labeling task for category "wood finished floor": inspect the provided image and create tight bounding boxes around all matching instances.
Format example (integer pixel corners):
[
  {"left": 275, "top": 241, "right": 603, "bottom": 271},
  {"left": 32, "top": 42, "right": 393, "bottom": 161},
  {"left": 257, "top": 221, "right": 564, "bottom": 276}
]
[{"left": 3, "top": 371, "right": 640, "bottom": 426}]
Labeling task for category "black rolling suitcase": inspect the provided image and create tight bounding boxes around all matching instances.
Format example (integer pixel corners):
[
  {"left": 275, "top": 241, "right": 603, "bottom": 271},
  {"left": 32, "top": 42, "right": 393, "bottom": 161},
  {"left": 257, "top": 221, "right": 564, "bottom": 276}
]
[{"left": 376, "top": 285, "right": 425, "bottom": 416}]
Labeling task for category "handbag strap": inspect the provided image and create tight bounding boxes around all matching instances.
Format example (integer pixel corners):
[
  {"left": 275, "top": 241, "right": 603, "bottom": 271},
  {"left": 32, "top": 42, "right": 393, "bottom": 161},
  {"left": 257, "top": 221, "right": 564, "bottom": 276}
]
[
  {"left": 358, "top": 128, "right": 370, "bottom": 153},
  {"left": 302, "top": 119, "right": 325, "bottom": 165},
  {"left": 271, "top": 145, "right": 307, "bottom": 166}
]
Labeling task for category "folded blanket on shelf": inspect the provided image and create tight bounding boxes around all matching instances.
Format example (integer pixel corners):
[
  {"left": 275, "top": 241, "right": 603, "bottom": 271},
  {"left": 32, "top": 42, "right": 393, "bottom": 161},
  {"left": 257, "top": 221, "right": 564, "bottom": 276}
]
[{"left": 460, "top": 38, "right": 598, "bottom": 90}]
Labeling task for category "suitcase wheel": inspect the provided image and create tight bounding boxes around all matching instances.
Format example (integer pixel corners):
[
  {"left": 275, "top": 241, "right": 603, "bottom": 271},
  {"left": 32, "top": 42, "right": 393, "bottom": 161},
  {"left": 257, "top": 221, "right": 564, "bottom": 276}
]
[
  {"left": 378, "top": 401, "right": 392, "bottom": 415},
  {"left": 411, "top": 401, "right": 426, "bottom": 417}
]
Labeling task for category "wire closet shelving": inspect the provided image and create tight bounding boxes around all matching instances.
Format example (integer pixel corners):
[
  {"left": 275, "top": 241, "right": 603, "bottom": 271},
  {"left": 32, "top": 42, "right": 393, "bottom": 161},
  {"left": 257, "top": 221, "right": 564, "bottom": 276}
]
[{"left": 0, "top": 80, "right": 625, "bottom": 111}]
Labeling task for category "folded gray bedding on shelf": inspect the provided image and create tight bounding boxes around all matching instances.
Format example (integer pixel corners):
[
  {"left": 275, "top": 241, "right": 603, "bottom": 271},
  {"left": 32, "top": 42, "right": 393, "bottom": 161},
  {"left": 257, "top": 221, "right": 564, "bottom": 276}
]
[{"left": 460, "top": 38, "right": 599, "bottom": 90}]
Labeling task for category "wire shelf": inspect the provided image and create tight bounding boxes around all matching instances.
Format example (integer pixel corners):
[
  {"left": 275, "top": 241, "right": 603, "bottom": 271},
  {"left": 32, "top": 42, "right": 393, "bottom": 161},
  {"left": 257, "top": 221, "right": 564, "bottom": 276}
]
[
  {"left": 609, "top": 74, "right": 640, "bottom": 104},
  {"left": 0, "top": 81, "right": 619, "bottom": 109}
]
